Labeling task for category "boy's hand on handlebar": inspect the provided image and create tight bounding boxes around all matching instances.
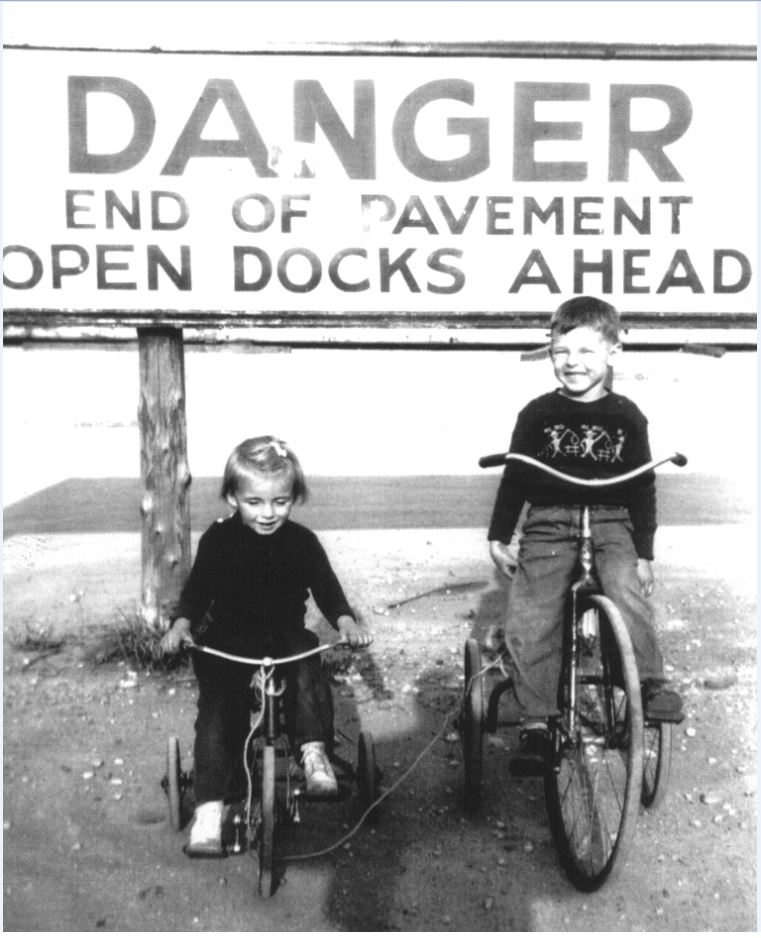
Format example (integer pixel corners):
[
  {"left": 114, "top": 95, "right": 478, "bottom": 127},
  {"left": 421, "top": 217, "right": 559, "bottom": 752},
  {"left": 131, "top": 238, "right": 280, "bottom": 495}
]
[
  {"left": 159, "top": 617, "right": 193, "bottom": 655},
  {"left": 489, "top": 540, "right": 519, "bottom": 579},
  {"left": 337, "top": 615, "right": 372, "bottom": 648},
  {"left": 637, "top": 559, "right": 655, "bottom": 598}
]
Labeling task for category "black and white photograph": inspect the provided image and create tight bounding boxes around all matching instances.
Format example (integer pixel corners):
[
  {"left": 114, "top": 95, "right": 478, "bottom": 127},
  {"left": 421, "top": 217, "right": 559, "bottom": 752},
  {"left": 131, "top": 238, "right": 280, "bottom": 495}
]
[{"left": 2, "top": 0, "right": 757, "bottom": 930}]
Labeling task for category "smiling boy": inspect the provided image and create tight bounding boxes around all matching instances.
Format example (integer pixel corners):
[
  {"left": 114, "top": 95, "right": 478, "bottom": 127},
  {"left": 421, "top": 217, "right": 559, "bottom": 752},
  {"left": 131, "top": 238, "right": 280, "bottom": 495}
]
[{"left": 487, "top": 296, "right": 683, "bottom": 775}]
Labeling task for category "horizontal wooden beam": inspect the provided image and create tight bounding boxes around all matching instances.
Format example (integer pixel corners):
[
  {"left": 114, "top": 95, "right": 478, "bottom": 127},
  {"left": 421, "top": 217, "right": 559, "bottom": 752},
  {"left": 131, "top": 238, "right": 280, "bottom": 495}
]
[
  {"left": 3, "top": 326, "right": 756, "bottom": 352},
  {"left": 3, "top": 308, "right": 756, "bottom": 332},
  {"left": 5, "top": 41, "right": 756, "bottom": 60}
]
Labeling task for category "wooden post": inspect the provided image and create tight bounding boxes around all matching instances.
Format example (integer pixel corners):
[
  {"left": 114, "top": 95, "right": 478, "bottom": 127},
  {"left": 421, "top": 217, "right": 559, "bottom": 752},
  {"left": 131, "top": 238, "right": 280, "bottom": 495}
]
[{"left": 137, "top": 327, "right": 192, "bottom": 630}]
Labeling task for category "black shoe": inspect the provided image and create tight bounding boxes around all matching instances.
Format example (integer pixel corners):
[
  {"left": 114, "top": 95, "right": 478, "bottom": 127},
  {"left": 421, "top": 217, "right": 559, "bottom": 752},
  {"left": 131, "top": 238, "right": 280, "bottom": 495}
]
[
  {"left": 509, "top": 726, "right": 551, "bottom": 777},
  {"left": 642, "top": 679, "right": 684, "bottom": 723}
]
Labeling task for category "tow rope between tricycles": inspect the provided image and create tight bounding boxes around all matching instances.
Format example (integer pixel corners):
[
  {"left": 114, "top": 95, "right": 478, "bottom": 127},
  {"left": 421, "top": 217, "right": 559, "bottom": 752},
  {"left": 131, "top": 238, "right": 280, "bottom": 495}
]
[
  {"left": 280, "top": 656, "right": 498, "bottom": 863},
  {"left": 184, "top": 640, "right": 500, "bottom": 864}
]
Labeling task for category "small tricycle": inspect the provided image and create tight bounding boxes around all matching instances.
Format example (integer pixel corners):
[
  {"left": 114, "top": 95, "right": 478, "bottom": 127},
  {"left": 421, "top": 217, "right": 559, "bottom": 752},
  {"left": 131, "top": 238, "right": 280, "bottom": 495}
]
[{"left": 162, "top": 641, "right": 381, "bottom": 897}]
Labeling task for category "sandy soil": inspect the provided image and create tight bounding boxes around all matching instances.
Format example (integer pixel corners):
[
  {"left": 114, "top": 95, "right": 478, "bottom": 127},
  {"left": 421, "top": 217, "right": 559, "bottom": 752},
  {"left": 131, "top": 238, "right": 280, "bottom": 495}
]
[{"left": 3, "top": 524, "right": 757, "bottom": 931}]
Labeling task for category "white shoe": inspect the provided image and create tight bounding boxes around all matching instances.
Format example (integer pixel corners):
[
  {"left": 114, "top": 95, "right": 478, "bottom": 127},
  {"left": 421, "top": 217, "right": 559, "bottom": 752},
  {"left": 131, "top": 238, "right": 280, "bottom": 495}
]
[
  {"left": 301, "top": 742, "right": 338, "bottom": 796},
  {"left": 187, "top": 799, "right": 224, "bottom": 856}
]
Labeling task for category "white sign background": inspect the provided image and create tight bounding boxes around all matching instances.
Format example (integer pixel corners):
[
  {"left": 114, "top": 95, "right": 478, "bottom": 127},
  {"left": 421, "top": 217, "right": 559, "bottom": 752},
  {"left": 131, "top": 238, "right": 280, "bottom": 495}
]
[{"left": 3, "top": 47, "right": 755, "bottom": 317}]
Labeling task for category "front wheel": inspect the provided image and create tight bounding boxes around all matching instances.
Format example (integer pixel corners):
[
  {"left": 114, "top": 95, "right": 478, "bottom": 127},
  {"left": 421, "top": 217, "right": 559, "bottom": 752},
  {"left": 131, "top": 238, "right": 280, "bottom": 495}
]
[
  {"left": 642, "top": 721, "right": 672, "bottom": 809},
  {"left": 166, "top": 736, "right": 183, "bottom": 831},
  {"left": 461, "top": 638, "right": 484, "bottom": 813},
  {"left": 258, "top": 745, "right": 277, "bottom": 898},
  {"left": 544, "top": 594, "right": 644, "bottom": 891},
  {"left": 357, "top": 731, "right": 380, "bottom": 824}
]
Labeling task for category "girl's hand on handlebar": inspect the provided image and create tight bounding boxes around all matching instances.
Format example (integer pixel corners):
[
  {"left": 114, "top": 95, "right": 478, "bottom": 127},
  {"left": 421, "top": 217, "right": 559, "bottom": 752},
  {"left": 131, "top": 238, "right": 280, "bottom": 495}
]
[
  {"left": 637, "top": 559, "right": 655, "bottom": 598},
  {"left": 489, "top": 540, "right": 519, "bottom": 579},
  {"left": 337, "top": 615, "right": 372, "bottom": 648},
  {"left": 159, "top": 617, "right": 193, "bottom": 655}
]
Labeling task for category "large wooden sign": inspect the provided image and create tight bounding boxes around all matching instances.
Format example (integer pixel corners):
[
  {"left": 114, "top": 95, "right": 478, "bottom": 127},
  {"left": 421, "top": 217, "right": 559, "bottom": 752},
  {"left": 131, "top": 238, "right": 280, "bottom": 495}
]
[{"left": 3, "top": 42, "right": 756, "bottom": 344}]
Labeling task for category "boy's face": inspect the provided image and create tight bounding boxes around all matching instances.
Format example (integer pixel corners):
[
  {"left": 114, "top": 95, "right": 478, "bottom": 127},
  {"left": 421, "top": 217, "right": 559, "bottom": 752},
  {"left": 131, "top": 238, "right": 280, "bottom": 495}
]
[
  {"left": 227, "top": 469, "right": 294, "bottom": 535},
  {"left": 550, "top": 325, "right": 619, "bottom": 401}
]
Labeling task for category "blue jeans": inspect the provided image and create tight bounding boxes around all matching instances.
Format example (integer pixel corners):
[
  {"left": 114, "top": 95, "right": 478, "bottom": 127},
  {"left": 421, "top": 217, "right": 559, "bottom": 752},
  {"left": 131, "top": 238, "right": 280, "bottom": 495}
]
[
  {"left": 191, "top": 630, "right": 334, "bottom": 804},
  {"left": 501, "top": 505, "right": 664, "bottom": 722}
]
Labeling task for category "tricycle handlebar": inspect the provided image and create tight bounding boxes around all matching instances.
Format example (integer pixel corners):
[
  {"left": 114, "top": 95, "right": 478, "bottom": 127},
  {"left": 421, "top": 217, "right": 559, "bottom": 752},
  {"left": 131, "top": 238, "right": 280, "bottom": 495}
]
[
  {"left": 185, "top": 641, "right": 343, "bottom": 667},
  {"left": 478, "top": 451, "right": 687, "bottom": 485}
]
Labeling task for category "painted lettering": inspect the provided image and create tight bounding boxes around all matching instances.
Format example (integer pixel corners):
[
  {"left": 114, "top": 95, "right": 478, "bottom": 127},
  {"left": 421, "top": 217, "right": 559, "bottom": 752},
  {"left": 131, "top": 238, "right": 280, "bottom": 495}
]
[
  {"left": 609, "top": 84, "right": 692, "bottom": 182},
  {"left": 68, "top": 76, "right": 691, "bottom": 182},
  {"left": 392, "top": 79, "right": 490, "bottom": 182},
  {"left": 513, "top": 82, "right": 590, "bottom": 182},
  {"left": 294, "top": 80, "right": 376, "bottom": 178},
  {"left": 65, "top": 189, "right": 189, "bottom": 230},
  {"left": 69, "top": 76, "right": 155, "bottom": 173}
]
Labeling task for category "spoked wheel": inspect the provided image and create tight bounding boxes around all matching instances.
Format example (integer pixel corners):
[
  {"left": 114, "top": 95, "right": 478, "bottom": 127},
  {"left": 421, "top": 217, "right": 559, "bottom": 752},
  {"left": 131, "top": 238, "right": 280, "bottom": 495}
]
[
  {"left": 544, "top": 594, "right": 644, "bottom": 891},
  {"left": 357, "top": 731, "right": 380, "bottom": 823},
  {"left": 642, "top": 721, "right": 672, "bottom": 809},
  {"left": 461, "top": 638, "right": 484, "bottom": 813},
  {"left": 258, "top": 745, "right": 277, "bottom": 898},
  {"left": 166, "top": 735, "right": 183, "bottom": 831}
]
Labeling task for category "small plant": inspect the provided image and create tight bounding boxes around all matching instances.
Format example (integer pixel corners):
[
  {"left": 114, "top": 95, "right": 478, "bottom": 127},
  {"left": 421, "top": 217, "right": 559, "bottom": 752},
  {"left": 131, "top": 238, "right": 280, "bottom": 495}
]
[{"left": 86, "top": 609, "right": 189, "bottom": 672}]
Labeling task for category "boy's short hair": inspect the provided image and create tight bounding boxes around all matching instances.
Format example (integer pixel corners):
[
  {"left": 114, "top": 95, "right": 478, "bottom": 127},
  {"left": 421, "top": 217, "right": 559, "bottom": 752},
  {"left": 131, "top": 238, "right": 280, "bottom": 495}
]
[
  {"left": 220, "top": 435, "right": 308, "bottom": 503},
  {"left": 550, "top": 296, "right": 621, "bottom": 344}
]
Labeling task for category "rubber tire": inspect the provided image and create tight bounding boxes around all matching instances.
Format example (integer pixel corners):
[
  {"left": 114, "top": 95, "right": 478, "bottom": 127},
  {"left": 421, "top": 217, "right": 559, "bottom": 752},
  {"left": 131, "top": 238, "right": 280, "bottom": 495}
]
[
  {"left": 357, "top": 731, "right": 379, "bottom": 824},
  {"left": 642, "top": 721, "right": 672, "bottom": 809},
  {"left": 166, "top": 735, "right": 183, "bottom": 831},
  {"left": 258, "top": 745, "right": 276, "bottom": 898},
  {"left": 462, "top": 638, "right": 484, "bottom": 813},
  {"left": 544, "top": 594, "right": 644, "bottom": 891}
]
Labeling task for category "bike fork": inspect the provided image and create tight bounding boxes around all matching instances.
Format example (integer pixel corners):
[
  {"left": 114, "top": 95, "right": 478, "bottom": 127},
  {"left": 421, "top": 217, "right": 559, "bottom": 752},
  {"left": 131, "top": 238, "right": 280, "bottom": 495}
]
[
  {"left": 569, "top": 505, "right": 596, "bottom": 739},
  {"left": 264, "top": 673, "right": 280, "bottom": 745}
]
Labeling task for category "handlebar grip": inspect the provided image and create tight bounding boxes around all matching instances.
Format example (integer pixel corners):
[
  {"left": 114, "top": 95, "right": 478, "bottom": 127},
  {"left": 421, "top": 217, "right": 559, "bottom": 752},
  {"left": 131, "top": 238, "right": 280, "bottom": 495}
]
[
  {"left": 478, "top": 453, "right": 508, "bottom": 468},
  {"left": 671, "top": 452, "right": 688, "bottom": 468}
]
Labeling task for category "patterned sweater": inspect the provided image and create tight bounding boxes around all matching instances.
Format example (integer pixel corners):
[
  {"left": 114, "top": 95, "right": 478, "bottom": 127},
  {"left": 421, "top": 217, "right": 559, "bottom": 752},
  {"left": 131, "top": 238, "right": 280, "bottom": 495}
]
[{"left": 487, "top": 389, "right": 657, "bottom": 559}]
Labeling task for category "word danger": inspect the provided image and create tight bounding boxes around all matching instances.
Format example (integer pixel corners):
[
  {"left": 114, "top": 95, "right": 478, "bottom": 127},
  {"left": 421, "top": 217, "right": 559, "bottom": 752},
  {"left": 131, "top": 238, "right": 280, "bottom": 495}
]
[{"left": 68, "top": 76, "right": 692, "bottom": 182}]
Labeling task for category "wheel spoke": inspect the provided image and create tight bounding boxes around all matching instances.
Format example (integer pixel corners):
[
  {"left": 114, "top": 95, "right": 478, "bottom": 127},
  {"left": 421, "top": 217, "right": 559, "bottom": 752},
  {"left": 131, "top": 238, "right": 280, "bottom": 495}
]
[{"left": 598, "top": 745, "right": 625, "bottom": 814}]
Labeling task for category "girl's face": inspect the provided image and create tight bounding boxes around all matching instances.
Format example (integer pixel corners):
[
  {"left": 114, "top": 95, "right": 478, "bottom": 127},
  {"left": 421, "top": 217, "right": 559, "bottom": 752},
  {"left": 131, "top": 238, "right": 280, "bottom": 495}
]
[{"left": 226, "top": 469, "right": 294, "bottom": 536}]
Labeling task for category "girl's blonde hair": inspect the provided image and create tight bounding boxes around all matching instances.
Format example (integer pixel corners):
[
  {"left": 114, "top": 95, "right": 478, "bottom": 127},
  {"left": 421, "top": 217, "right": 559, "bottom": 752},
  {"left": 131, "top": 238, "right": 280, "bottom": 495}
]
[{"left": 220, "top": 436, "right": 308, "bottom": 503}]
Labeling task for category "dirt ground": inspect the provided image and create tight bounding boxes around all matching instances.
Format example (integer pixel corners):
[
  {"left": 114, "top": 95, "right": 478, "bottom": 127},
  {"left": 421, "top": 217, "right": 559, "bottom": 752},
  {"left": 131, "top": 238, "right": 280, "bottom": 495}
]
[{"left": 3, "top": 523, "right": 757, "bottom": 932}]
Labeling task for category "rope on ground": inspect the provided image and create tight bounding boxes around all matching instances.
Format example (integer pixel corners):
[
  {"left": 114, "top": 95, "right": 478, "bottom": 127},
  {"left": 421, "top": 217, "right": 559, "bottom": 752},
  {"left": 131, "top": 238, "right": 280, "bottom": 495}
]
[{"left": 281, "top": 655, "right": 501, "bottom": 863}]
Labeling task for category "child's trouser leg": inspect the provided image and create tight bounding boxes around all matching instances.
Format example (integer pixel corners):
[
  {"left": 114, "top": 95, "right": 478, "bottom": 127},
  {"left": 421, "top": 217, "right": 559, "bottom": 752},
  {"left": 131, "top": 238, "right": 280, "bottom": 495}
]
[
  {"left": 500, "top": 507, "right": 665, "bottom": 724},
  {"left": 284, "top": 631, "right": 335, "bottom": 754},
  {"left": 592, "top": 513, "right": 664, "bottom": 682},
  {"left": 502, "top": 508, "right": 578, "bottom": 721},
  {"left": 192, "top": 652, "right": 252, "bottom": 804}
]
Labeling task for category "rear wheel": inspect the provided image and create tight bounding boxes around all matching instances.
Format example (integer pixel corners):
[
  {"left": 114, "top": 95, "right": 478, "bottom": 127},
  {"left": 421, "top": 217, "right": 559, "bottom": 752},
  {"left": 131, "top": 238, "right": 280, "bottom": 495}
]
[
  {"left": 166, "top": 736, "right": 183, "bottom": 831},
  {"left": 642, "top": 721, "right": 672, "bottom": 809},
  {"left": 258, "top": 745, "right": 276, "bottom": 898},
  {"left": 544, "top": 595, "right": 644, "bottom": 891},
  {"left": 357, "top": 731, "right": 380, "bottom": 823},
  {"left": 461, "top": 638, "right": 484, "bottom": 812}
]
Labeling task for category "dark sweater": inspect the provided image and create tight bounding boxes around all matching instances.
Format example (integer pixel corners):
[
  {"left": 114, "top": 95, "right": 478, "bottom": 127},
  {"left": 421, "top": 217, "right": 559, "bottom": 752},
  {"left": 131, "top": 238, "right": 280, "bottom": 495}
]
[
  {"left": 172, "top": 515, "right": 355, "bottom": 656},
  {"left": 487, "top": 390, "right": 657, "bottom": 559}
]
